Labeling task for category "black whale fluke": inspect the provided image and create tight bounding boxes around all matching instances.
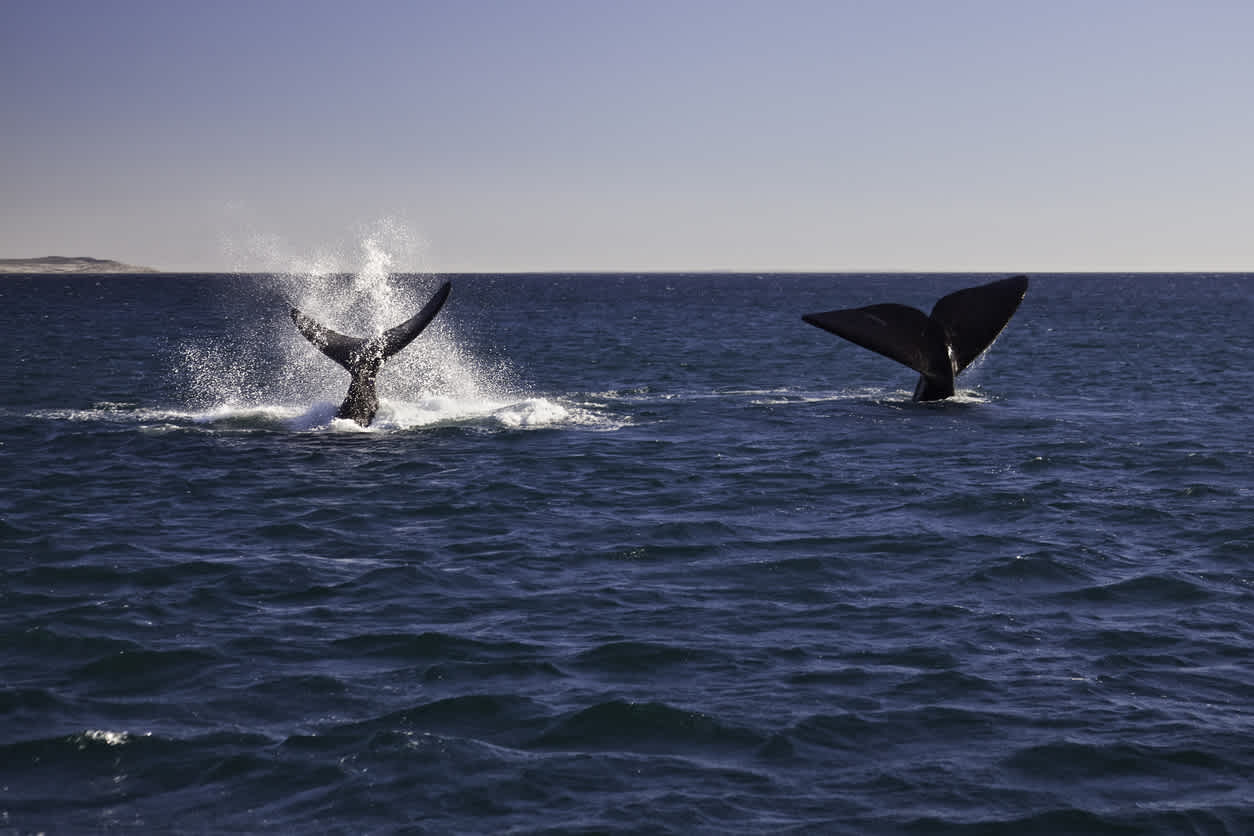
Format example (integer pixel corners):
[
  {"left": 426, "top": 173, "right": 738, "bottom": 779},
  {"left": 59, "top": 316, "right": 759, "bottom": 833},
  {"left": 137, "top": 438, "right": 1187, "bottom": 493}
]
[
  {"left": 802, "top": 276, "right": 1028, "bottom": 401},
  {"left": 290, "top": 281, "right": 452, "bottom": 426}
]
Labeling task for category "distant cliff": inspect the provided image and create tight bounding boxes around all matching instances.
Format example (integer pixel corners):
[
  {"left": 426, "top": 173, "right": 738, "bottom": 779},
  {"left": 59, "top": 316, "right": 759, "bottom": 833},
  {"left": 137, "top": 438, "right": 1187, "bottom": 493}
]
[{"left": 0, "top": 256, "right": 159, "bottom": 274}]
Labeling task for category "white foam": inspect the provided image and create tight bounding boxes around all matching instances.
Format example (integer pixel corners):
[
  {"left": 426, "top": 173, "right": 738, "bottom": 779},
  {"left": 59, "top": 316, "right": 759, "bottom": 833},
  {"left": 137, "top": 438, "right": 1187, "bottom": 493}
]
[
  {"left": 377, "top": 394, "right": 499, "bottom": 429},
  {"left": 745, "top": 386, "right": 992, "bottom": 407},
  {"left": 78, "top": 729, "right": 149, "bottom": 747},
  {"left": 190, "top": 403, "right": 311, "bottom": 424},
  {"left": 493, "top": 397, "right": 572, "bottom": 428},
  {"left": 943, "top": 388, "right": 993, "bottom": 405},
  {"left": 378, "top": 395, "right": 588, "bottom": 431},
  {"left": 32, "top": 395, "right": 624, "bottom": 434}
]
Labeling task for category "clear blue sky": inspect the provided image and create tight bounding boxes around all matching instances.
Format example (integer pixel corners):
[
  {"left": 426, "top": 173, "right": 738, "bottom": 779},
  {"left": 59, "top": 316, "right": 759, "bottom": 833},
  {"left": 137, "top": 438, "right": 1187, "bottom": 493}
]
[{"left": 3, "top": 0, "right": 1251, "bottom": 273}]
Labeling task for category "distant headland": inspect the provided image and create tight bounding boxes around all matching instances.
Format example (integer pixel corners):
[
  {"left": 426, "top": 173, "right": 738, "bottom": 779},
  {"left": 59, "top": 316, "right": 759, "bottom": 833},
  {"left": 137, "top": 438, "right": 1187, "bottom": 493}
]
[{"left": 0, "top": 256, "right": 159, "bottom": 274}]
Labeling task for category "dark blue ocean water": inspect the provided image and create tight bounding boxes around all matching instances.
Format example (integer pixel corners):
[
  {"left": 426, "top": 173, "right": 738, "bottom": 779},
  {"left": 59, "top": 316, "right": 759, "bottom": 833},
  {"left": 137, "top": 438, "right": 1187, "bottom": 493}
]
[{"left": 2, "top": 272, "right": 1251, "bottom": 834}]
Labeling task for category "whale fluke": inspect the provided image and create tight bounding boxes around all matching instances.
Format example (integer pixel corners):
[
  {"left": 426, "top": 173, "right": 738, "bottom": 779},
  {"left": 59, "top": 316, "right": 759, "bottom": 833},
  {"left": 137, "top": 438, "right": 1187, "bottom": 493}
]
[
  {"left": 290, "top": 281, "right": 451, "bottom": 426},
  {"left": 802, "top": 276, "right": 1028, "bottom": 401}
]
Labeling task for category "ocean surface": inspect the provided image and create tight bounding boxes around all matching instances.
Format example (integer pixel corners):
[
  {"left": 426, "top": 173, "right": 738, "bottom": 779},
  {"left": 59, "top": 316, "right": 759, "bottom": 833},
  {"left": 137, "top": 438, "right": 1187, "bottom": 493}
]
[{"left": 2, "top": 271, "right": 1251, "bottom": 834}]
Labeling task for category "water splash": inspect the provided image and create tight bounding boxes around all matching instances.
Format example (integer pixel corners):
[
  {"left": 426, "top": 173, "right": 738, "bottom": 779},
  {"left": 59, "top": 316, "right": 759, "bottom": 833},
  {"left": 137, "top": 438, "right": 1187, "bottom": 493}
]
[{"left": 175, "top": 220, "right": 572, "bottom": 431}]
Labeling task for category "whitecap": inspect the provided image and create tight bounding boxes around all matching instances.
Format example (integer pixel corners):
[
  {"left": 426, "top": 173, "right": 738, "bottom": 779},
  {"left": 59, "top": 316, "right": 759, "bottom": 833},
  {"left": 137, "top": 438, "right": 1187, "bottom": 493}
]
[{"left": 78, "top": 729, "right": 149, "bottom": 747}]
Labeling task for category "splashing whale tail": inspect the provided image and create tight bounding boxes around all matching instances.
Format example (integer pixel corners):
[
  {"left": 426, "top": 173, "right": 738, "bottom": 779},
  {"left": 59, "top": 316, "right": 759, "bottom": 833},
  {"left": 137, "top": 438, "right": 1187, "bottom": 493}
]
[
  {"left": 290, "top": 281, "right": 452, "bottom": 426},
  {"left": 802, "top": 276, "right": 1028, "bottom": 401}
]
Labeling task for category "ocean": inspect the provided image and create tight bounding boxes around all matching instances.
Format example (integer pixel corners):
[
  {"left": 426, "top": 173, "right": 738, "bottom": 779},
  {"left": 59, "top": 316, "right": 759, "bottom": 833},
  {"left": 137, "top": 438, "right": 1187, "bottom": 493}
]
[{"left": 1, "top": 271, "right": 1251, "bottom": 834}]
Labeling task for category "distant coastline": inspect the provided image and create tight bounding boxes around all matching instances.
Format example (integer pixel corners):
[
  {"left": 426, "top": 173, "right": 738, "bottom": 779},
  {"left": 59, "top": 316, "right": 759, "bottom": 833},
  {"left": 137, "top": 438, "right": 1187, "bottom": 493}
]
[{"left": 0, "top": 256, "right": 159, "bottom": 274}]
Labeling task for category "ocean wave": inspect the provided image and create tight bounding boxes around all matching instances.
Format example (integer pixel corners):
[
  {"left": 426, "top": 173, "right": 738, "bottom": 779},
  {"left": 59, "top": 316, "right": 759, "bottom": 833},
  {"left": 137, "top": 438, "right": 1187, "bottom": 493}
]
[{"left": 530, "top": 699, "right": 767, "bottom": 751}]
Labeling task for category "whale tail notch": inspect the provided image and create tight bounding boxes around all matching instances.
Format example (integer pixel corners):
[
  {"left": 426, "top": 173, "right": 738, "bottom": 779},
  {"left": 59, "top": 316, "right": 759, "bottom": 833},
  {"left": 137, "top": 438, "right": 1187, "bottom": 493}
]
[
  {"left": 290, "top": 280, "right": 452, "bottom": 425},
  {"left": 802, "top": 275, "right": 1028, "bottom": 401}
]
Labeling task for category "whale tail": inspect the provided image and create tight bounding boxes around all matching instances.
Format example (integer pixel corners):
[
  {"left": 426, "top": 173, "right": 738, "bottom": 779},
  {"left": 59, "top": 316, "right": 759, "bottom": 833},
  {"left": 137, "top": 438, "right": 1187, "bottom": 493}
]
[
  {"left": 291, "top": 281, "right": 452, "bottom": 374},
  {"left": 802, "top": 276, "right": 1028, "bottom": 401},
  {"left": 290, "top": 281, "right": 452, "bottom": 425}
]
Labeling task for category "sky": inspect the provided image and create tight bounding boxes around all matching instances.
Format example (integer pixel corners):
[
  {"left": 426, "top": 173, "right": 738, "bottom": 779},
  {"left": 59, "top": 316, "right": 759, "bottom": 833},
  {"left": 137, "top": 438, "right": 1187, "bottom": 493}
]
[{"left": 2, "top": 0, "right": 1251, "bottom": 273}]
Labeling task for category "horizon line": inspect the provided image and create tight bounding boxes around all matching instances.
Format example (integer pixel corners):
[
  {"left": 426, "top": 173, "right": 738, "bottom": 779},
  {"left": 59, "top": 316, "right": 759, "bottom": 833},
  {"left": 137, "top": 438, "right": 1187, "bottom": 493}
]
[{"left": 3, "top": 266, "right": 1251, "bottom": 277}]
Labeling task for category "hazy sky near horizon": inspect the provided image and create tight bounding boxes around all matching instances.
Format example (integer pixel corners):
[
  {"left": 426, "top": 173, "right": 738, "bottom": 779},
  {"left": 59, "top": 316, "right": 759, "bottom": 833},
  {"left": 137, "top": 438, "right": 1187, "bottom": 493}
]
[{"left": 3, "top": 0, "right": 1251, "bottom": 273}]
